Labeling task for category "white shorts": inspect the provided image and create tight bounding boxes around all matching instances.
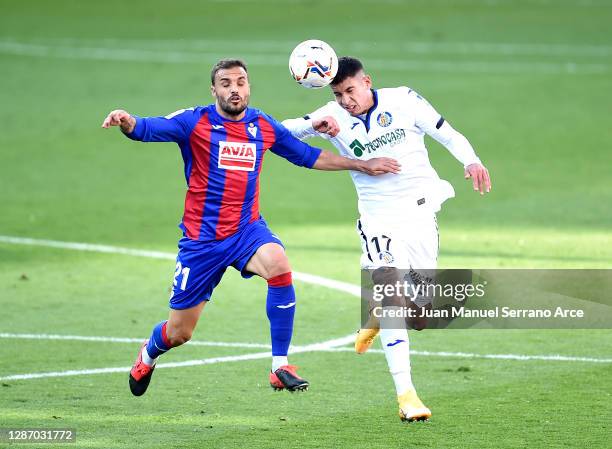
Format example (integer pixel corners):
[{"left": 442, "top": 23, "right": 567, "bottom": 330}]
[{"left": 356, "top": 213, "right": 439, "bottom": 270}]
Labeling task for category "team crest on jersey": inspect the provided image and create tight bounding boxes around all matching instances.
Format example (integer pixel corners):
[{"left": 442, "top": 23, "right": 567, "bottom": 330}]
[
  {"left": 218, "top": 141, "right": 257, "bottom": 171},
  {"left": 379, "top": 250, "right": 395, "bottom": 264},
  {"left": 247, "top": 123, "right": 258, "bottom": 138},
  {"left": 377, "top": 112, "right": 393, "bottom": 127}
]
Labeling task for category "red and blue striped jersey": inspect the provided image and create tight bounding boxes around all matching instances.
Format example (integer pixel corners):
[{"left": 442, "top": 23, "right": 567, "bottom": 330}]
[{"left": 126, "top": 105, "right": 322, "bottom": 241}]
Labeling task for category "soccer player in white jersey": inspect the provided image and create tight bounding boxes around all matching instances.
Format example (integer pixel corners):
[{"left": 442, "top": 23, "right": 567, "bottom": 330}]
[{"left": 282, "top": 57, "right": 491, "bottom": 422}]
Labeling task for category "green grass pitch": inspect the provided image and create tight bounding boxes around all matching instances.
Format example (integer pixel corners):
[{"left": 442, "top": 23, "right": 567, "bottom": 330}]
[{"left": 1, "top": 1, "right": 611, "bottom": 448}]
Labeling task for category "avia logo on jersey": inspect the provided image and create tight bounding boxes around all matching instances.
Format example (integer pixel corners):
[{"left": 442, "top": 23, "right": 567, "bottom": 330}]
[
  {"left": 350, "top": 129, "right": 406, "bottom": 157},
  {"left": 218, "top": 141, "right": 257, "bottom": 171}
]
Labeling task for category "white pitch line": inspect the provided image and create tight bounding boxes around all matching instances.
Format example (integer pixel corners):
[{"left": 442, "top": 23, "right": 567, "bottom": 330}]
[
  {"left": 0, "top": 352, "right": 273, "bottom": 381},
  {"left": 0, "top": 41, "right": 610, "bottom": 74},
  {"left": 323, "top": 347, "right": 612, "bottom": 363},
  {"left": 292, "top": 272, "right": 360, "bottom": 298},
  {"left": 3, "top": 332, "right": 608, "bottom": 365},
  {"left": 0, "top": 333, "right": 270, "bottom": 349},
  {"left": 0, "top": 235, "right": 361, "bottom": 381},
  {"left": 4, "top": 37, "right": 612, "bottom": 57},
  {"left": 1, "top": 235, "right": 610, "bottom": 382},
  {"left": 3, "top": 340, "right": 611, "bottom": 381},
  {"left": 0, "top": 334, "right": 356, "bottom": 381},
  {"left": 0, "top": 236, "right": 176, "bottom": 260},
  {"left": 0, "top": 332, "right": 347, "bottom": 351},
  {"left": 6, "top": 332, "right": 609, "bottom": 364},
  {"left": 0, "top": 235, "right": 358, "bottom": 298}
]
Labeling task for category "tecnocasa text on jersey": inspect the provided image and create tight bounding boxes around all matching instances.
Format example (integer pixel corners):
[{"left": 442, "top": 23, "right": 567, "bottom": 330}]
[{"left": 363, "top": 129, "right": 406, "bottom": 154}]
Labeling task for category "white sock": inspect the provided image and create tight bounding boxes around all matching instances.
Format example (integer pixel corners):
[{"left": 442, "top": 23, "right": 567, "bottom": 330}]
[
  {"left": 272, "top": 356, "right": 288, "bottom": 372},
  {"left": 141, "top": 346, "right": 158, "bottom": 367},
  {"left": 379, "top": 327, "right": 414, "bottom": 395}
]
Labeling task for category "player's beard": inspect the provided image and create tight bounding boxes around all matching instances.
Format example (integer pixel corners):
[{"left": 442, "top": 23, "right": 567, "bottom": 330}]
[{"left": 218, "top": 94, "right": 249, "bottom": 118}]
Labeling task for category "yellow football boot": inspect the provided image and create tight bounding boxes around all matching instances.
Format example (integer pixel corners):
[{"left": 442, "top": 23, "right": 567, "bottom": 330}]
[
  {"left": 398, "top": 389, "right": 431, "bottom": 422},
  {"left": 354, "top": 312, "right": 380, "bottom": 354},
  {"left": 354, "top": 327, "right": 380, "bottom": 354}
]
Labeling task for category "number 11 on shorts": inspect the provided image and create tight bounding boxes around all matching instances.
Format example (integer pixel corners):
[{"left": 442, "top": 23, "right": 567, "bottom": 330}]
[{"left": 173, "top": 261, "right": 190, "bottom": 291}]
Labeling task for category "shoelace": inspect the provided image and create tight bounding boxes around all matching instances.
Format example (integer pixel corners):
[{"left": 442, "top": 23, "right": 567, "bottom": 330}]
[
  {"left": 134, "top": 363, "right": 152, "bottom": 378},
  {"left": 280, "top": 365, "right": 300, "bottom": 376}
]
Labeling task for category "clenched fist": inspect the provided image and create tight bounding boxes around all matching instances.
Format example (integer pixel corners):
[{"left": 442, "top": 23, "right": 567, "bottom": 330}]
[{"left": 101, "top": 110, "right": 136, "bottom": 134}]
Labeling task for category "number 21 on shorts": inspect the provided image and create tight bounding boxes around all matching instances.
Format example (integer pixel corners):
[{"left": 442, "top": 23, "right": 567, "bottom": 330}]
[{"left": 173, "top": 261, "right": 190, "bottom": 291}]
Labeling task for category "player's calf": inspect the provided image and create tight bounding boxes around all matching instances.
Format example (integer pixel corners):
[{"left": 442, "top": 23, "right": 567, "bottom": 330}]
[
  {"left": 129, "top": 320, "right": 174, "bottom": 397},
  {"left": 406, "top": 301, "right": 430, "bottom": 331},
  {"left": 264, "top": 272, "right": 310, "bottom": 392},
  {"left": 165, "top": 326, "right": 193, "bottom": 347}
]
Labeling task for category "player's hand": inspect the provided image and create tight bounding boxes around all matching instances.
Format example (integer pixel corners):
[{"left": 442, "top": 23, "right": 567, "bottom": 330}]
[
  {"left": 312, "top": 116, "right": 340, "bottom": 137},
  {"left": 464, "top": 163, "right": 491, "bottom": 195},
  {"left": 101, "top": 109, "right": 136, "bottom": 133},
  {"left": 362, "top": 157, "right": 401, "bottom": 176}
]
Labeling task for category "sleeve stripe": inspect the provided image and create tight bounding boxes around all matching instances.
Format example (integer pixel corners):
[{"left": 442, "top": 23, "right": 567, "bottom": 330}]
[
  {"left": 435, "top": 116, "right": 445, "bottom": 129},
  {"left": 303, "top": 115, "right": 310, "bottom": 120}
]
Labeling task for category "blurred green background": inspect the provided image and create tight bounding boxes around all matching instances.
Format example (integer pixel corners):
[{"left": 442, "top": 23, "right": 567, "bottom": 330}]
[{"left": 1, "top": 0, "right": 610, "bottom": 268}]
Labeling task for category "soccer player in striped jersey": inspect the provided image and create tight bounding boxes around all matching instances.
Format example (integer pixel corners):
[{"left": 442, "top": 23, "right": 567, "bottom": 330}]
[
  {"left": 282, "top": 56, "right": 491, "bottom": 421},
  {"left": 101, "top": 59, "right": 399, "bottom": 397}
]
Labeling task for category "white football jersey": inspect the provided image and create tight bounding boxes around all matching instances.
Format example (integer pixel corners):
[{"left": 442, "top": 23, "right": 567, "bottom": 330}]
[{"left": 283, "top": 87, "right": 481, "bottom": 222}]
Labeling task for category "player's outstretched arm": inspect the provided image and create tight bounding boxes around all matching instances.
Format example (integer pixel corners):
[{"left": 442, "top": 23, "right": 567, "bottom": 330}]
[
  {"left": 410, "top": 90, "right": 491, "bottom": 195},
  {"left": 272, "top": 118, "right": 397, "bottom": 175},
  {"left": 101, "top": 108, "right": 193, "bottom": 143},
  {"left": 101, "top": 109, "right": 136, "bottom": 134},
  {"left": 313, "top": 151, "right": 401, "bottom": 176}
]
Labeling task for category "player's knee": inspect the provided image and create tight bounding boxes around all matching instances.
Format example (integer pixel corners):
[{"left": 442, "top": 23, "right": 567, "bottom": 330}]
[
  {"left": 265, "top": 255, "right": 291, "bottom": 280},
  {"left": 166, "top": 327, "right": 193, "bottom": 347},
  {"left": 372, "top": 267, "right": 406, "bottom": 307},
  {"left": 372, "top": 266, "right": 399, "bottom": 285}
]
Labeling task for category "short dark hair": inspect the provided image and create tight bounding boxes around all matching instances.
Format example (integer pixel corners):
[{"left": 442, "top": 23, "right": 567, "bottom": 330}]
[
  {"left": 330, "top": 56, "right": 364, "bottom": 86},
  {"left": 210, "top": 59, "right": 248, "bottom": 84}
]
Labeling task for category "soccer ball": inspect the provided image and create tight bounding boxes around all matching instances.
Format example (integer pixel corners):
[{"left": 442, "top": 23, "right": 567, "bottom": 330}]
[{"left": 289, "top": 40, "right": 338, "bottom": 89}]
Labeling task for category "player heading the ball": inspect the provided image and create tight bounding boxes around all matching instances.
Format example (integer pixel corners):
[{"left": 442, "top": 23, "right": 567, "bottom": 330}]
[{"left": 101, "top": 58, "right": 400, "bottom": 398}]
